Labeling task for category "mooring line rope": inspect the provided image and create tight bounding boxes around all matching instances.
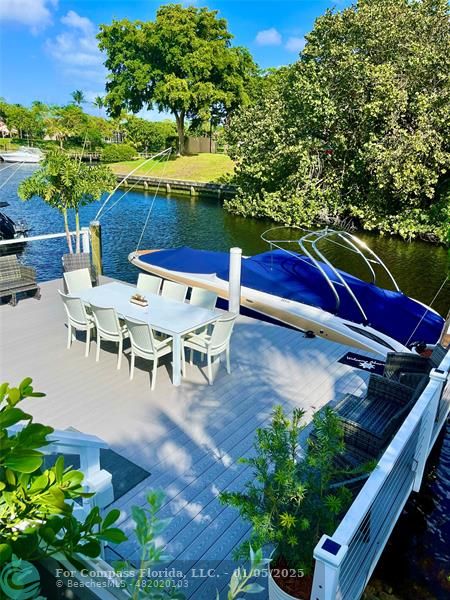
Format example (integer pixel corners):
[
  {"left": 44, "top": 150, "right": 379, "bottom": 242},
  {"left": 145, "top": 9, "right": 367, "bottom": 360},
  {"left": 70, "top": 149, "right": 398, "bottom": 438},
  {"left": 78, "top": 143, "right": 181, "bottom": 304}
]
[
  {"left": 405, "top": 276, "right": 449, "bottom": 346},
  {"left": 95, "top": 147, "right": 172, "bottom": 221},
  {"left": 134, "top": 148, "right": 172, "bottom": 254},
  {"left": 100, "top": 148, "right": 171, "bottom": 220},
  {"left": 0, "top": 161, "right": 23, "bottom": 191}
]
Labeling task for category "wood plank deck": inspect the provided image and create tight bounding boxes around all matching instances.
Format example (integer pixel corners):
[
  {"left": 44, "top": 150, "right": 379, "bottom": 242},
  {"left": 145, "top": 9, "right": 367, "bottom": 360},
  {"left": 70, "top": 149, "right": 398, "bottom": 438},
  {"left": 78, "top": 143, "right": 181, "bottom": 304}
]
[{"left": 0, "top": 278, "right": 371, "bottom": 598}]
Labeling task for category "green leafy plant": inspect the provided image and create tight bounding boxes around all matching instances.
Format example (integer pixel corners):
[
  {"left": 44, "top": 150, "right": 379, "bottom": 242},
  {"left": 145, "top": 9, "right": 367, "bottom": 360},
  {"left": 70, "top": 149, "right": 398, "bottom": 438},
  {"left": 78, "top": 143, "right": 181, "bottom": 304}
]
[
  {"left": 220, "top": 406, "right": 353, "bottom": 578},
  {"left": 101, "top": 143, "right": 137, "bottom": 163},
  {"left": 18, "top": 149, "right": 116, "bottom": 253},
  {"left": 0, "top": 379, "right": 127, "bottom": 570},
  {"left": 220, "top": 546, "right": 269, "bottom": 600},
  {"left": 98, "top": 4, "right": 257, "bottom": 154},
  {"left": 114, "top": 491, "right": 185, "bottom": 599},
  {"left": 225, "top": 0, "right": 450, "bottom": 242}
]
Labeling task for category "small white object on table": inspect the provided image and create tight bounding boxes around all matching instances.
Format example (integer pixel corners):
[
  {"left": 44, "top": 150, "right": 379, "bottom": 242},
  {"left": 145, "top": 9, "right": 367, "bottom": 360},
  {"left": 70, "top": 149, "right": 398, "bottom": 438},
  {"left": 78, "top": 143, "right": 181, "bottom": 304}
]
[{"left": 78, "top": 281, "right": 220, "bottom": 386}]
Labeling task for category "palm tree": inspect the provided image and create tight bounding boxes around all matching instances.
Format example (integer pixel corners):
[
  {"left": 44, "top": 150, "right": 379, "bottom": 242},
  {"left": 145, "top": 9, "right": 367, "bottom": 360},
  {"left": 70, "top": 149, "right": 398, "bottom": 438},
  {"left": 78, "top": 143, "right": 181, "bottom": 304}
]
[
  {"left": 71, "top": 90, "right": 85, "bottom": 106},
  {"left": 92, "top": 96, "right": 104, "bottom": 116}
]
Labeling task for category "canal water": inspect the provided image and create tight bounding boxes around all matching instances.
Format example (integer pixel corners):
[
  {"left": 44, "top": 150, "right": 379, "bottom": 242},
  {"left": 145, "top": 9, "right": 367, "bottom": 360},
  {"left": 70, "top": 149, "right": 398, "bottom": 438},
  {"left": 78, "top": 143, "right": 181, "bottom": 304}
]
[{"left": 1, "top": 165, "right": 449, "bottom": 598}]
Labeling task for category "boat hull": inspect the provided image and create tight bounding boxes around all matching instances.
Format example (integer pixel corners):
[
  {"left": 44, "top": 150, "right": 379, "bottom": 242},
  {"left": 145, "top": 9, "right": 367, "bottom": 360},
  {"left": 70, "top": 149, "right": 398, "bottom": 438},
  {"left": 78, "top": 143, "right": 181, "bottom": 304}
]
[
  {"left": 0, "top": 154, "right": 42, "bottom": 163},
  {"left": 129, "top": 249, "right": 427, "bottom": 357}
]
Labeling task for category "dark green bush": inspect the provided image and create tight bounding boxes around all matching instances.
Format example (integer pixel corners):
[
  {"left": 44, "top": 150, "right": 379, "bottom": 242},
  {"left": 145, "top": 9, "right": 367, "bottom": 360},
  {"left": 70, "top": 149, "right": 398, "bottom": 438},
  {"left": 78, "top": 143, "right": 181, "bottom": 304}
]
[{"left": 101, "top": 143, "right": 137, "bottom": 162}]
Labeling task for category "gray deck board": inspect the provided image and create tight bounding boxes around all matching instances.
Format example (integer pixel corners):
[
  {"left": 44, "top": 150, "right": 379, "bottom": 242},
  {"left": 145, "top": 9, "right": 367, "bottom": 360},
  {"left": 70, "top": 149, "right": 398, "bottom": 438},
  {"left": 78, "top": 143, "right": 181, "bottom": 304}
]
[{"left": 0, "top": 278, "right": 372, "bottom": 598}]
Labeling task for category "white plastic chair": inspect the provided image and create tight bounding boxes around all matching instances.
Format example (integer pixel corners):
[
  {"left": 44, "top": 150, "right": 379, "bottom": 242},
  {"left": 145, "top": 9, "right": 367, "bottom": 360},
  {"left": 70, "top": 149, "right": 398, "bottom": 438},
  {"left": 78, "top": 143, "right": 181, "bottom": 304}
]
[
  {"left": 63, "top": 268, "right": 92, "bottom": 295},
  {"left": 182, "top": 312, "right": 237, "bottom": 384},
  {"left": 123, "top": 317, "right": 173, "bottom": 390},
  {"left": 90, "top": 304, "right": 129, "bottom": 369},
  {"left": 161, "top": 280, "right": 188, "bottom": 303},
  {"left": 58, "top": 290, "right": 95, "bottom": 357},
  {"left": 137, "top": 273, "right": 162, "bottom": 295},
  {"left": 190, "top": 287, "right": 217, "bottom": 310}
]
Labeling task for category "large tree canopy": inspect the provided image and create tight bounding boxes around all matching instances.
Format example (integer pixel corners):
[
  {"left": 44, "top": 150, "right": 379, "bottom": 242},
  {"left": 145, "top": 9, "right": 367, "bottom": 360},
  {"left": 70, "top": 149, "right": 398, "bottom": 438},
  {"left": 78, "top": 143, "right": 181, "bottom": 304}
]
[
  {"left": 98, "top": 3, "right": 257, "bottom": 154},
  {"left": 226, "top": 0, "right": 450, "bottom": 242}
]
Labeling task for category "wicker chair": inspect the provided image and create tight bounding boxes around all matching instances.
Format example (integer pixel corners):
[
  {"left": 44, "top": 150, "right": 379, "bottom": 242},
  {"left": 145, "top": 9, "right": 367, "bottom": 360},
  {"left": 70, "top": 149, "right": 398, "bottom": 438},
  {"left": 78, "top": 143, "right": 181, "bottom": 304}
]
[
  {"left": 0, "top": 255, "right": 40, "bottom": 306},
  {"left": 384, "top": 346, "right": 448, "bottom": 387},
  {"left": 334, "top": 373, "right": 428, "bottom": 457},
  {"left": 62, "top": 253, "right": 98, "bottom": 287}
]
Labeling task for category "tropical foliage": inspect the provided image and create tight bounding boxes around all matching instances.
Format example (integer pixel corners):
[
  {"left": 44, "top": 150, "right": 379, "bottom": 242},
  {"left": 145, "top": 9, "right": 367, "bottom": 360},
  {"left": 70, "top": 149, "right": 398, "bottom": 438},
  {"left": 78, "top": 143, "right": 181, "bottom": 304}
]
[
  {"left": 225, "top": 0, "right": 450, "bottom": 241},
  {"left": 101, "top": 142, "right": 137, "bottom": 163},
  {"left": 220, "top": 406, "right": 352, "bottom": 576},
  {"left": 0, "top": 379, "right": 126, "bottom": 570},
  {"left": 124, "top": 116, "right": 177, "bottom": 152},
  {"left": 98, "top": 3, "right": 258, "bottom": 153},
  {"left": 18, "top": 149, "right": 115, "bottom": 253},
  {"left": 113, "top": 491, "right": 185, "bottom": 599}
]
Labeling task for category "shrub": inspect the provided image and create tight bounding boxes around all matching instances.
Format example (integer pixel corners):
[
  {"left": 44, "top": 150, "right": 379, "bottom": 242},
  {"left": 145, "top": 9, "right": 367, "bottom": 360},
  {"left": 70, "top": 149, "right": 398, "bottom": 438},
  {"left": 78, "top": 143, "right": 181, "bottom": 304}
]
[
  {"left": 102, "top": 143, "right": 137, "bottom": 162},
  {"left": 0, "top": 379, "right": 127, "bottom": 576},
  {"left": 220, "top": 406, "right": 353, "bottom": 577}
]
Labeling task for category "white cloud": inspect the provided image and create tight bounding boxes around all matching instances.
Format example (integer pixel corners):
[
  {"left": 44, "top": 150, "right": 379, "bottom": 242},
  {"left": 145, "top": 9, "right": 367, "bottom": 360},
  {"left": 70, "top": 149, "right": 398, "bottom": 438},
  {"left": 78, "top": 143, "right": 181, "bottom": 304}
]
[
  {"left": 255, "top": 28, "right": 282, "bottom": 46},
  {"left": 61, "top": 10, "right": 94, "bottom": 35},
  {"left": 0, "top": 0, "right": 58, "bottom": 31},
  {"left": 285, "top": 36, "right": 306, "bottom": 53},
  {"left": 46, "top": 11, "right": 105, "bottom": 84}
]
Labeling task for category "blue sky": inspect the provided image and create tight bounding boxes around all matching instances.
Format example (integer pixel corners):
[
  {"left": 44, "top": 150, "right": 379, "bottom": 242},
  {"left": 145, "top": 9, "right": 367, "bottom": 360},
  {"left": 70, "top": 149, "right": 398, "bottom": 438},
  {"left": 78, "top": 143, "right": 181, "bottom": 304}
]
[{"left": 0, "top": 1, "right": 349, "bottom": 119}]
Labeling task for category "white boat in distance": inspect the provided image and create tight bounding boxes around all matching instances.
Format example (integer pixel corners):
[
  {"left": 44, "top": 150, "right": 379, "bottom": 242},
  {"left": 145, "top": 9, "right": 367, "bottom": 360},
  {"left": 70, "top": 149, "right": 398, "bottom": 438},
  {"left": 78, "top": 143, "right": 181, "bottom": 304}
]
[
  {"left": 0, "top": 146, "right": 44, "bottom": 163},
  {"left": 129, "top": 228, "right": 445, "bottom": 357}
]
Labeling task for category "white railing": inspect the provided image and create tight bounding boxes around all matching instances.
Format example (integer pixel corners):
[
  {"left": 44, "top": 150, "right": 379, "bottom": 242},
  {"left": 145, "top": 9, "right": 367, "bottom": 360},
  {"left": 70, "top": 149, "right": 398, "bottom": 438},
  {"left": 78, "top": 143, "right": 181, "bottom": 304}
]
[
  {"left": 311, "top": 350, "right": 450, "bottom": 600},
  {"left": 0, "top": 228, "right": 90, "bottom": 251},
  {"left": 8, "top": 425, "right": 113, "bottom": 518}
]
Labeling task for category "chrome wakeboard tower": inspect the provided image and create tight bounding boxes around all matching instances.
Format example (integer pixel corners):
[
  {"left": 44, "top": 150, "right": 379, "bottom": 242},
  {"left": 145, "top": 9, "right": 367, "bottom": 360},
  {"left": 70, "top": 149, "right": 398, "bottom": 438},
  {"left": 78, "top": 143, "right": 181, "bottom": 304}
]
[{"left": 261, "top": 226, "right": 402, "bottom": 325}]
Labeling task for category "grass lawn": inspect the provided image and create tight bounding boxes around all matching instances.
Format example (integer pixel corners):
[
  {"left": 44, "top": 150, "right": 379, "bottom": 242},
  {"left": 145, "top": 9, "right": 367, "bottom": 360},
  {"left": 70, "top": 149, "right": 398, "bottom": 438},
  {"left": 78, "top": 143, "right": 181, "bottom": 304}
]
[{"left": 110, "top": 153, "right": 234, "bottom": 183}]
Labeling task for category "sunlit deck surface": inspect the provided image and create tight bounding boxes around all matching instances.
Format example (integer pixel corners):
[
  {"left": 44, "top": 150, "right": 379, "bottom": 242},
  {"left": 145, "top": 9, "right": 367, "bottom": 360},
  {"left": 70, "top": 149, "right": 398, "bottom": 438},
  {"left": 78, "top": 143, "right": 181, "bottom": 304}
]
[{"left": 0, "top": 278, "right": 372, "bottom": 598}]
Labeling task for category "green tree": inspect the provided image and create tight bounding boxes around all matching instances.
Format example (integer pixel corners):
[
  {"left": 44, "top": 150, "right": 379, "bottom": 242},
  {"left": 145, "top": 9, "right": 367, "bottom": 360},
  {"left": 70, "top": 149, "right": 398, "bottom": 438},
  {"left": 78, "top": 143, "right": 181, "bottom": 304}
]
[
  {"left": 18, "top": 149, "right": 115, "bottom": 253},
  {"left": 93, "top": 95, "right": 105, "bottom": 115},
  {"left": 226, "top": 0, "right": 450, "bottom": 242},
  {"left": 71, "top": 90, "right": 86, "bottom": 106},
  {"left": 98, "top": 3, "right": 257, "bottom": 154},
  {"left": 124, "top": 115, "right": 176, "bottom": 152},
  {"left": 45, "top": 105, "right": 88, "bottom": 148}
]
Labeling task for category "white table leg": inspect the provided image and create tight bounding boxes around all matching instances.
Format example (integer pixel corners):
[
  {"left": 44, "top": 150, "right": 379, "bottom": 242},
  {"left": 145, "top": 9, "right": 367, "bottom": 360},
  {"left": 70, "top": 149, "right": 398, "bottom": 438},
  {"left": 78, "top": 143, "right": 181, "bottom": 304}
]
[{"left": 172, "top": 334, "right": 182, "bottom": 386}]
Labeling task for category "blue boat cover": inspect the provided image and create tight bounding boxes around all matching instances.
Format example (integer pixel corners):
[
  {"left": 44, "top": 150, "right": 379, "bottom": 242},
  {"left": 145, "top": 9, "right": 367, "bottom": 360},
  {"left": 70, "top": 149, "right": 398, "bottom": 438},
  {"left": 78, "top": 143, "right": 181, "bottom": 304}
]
[{"left": 139, "top": 247, "right": 444, "bottom": 346}]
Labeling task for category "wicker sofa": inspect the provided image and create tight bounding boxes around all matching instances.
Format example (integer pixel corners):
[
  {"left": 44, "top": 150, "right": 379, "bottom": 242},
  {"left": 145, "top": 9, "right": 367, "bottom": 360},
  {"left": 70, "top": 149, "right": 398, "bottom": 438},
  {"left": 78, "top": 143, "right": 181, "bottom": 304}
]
[{"left": 0, "top": 255, "right": 40, "bottom": 306}]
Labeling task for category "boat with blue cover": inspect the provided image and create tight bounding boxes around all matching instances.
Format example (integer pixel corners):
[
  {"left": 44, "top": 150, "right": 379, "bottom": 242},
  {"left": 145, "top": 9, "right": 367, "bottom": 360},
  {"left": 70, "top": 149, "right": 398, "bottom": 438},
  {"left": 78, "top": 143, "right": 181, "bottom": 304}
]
[{"left": 129, "top": 228, "right": 445, "bottom": 356}]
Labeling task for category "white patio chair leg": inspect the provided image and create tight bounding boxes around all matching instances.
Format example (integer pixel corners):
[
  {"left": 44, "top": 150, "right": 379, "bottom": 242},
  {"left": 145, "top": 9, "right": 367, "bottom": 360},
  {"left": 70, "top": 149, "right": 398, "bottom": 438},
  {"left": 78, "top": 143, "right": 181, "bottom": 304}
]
[
  {"left": 207, "top": 353, "right": 213, "bottom": 385},
  {"left": 226, "top": 346, "right": 231, "bottom": 374},
  {"left": 67, "top": 324, "right": 72, "bottom": 349},
  {"left": 117, "top": 339, "right": 123, "bottom": 370},
  {"left": 85, "top": 328, "right": 90, "bottom": 357},
  {"left": 151, "top": 359, "right": 158, "bottom": 391},
  {"left": 96, "top": 335, "right": 101, "bottom": 362}
]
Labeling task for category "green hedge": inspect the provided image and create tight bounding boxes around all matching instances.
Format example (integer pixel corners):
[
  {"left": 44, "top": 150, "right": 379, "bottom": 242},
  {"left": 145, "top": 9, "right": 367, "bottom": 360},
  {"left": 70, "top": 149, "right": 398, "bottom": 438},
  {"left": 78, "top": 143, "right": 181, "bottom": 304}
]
[{"left": 101, "top": 143, "right": 137, "bottom": 163}]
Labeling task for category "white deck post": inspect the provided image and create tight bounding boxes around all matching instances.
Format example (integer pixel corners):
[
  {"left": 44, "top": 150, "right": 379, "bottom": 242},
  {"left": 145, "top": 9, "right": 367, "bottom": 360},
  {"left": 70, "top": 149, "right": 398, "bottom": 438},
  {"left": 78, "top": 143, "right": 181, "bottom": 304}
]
[
  {"left": 311, "top": 535, "right": 347, "bottom": 600},
  {"left": 81, "top": 227, "right": 90, "bottom": 254},
  {"left": 412, "top": 368, "right": 447, "bottom": 491},
  {"left": 228, "top": 247, "right": 242, "bottom": 314}
]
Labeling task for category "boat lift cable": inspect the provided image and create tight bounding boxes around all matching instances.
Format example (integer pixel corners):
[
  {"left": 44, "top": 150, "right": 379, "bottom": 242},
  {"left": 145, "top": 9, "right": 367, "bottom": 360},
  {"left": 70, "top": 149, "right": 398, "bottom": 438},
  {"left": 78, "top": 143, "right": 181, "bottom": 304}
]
[
  {"left": 0, "top": 161, "right": 23, "bottom": 192},
  {"left": 405, "top": 276, "right": 449, "bottom": 347},
  {"left": 0, "top": 162, "right": 22, "bottom": 173},
  {"left": 99, "top": 149, "right": 172, "bottom": 221},
  {"left": 94, "top": 147, "right": 172, "bottom": 221},
  {"left": 134, "top": 149, "right": 172, "bottom": 254}
]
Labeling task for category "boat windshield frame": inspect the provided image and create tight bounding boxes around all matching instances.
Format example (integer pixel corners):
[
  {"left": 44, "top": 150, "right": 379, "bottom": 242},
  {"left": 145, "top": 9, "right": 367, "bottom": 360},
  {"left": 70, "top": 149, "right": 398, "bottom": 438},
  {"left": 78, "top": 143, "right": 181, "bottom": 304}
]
[{"left": 260, "top": 225, "right": 402, "bottom": 324}]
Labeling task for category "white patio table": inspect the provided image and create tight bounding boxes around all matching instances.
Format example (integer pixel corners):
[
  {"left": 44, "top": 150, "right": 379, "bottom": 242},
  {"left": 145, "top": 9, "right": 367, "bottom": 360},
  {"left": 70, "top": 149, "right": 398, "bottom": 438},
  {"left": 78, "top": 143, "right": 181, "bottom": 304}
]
[{"left": 78, "top": 281, "right": 220, "bottom": 386}]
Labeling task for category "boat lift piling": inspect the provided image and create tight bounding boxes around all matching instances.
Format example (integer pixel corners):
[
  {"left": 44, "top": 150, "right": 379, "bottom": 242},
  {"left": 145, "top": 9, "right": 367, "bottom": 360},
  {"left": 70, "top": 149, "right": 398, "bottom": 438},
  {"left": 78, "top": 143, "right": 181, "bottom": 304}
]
[
  {"left": 228, "top": 247, "right": 242, "bottom": 314},
  {"left": 89, "top": 221, "right": 103, "bottom": 277}
]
